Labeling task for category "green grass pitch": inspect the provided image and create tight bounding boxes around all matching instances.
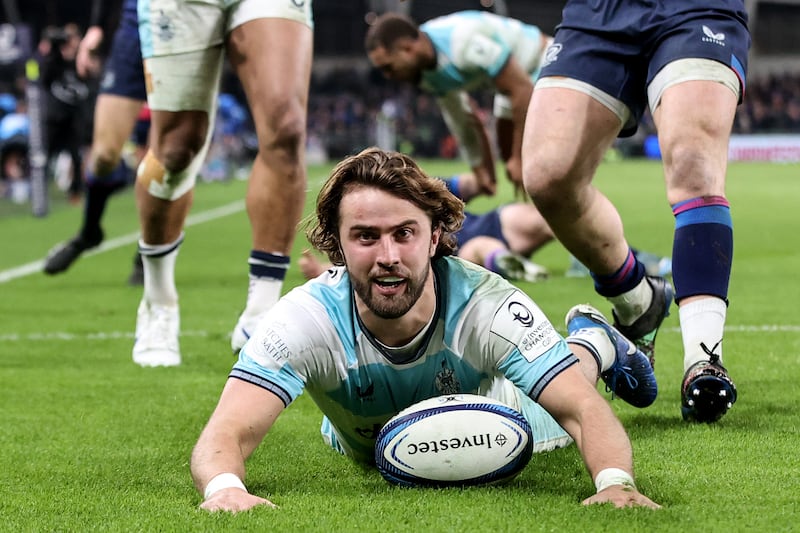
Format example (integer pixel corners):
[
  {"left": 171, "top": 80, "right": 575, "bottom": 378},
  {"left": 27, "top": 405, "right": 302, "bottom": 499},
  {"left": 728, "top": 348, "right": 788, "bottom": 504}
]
[{"left": 1, "top": 159, "right": 799, "bottom": 532}]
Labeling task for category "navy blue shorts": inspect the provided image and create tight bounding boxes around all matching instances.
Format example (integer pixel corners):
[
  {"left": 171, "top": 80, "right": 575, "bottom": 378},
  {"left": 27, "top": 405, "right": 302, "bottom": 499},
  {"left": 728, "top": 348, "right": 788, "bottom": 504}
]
[
  {"left": 99, "top": 0, "right": 146, "bottom": 101},
  {"left": 540, "top": 0, "right": 750, "bottom": 136},
  {"left": 132, "top": 118, "right": 150, "bottom": 146},
  {"left": 456, "top": 210, "right": 507, "bottom": 249}
]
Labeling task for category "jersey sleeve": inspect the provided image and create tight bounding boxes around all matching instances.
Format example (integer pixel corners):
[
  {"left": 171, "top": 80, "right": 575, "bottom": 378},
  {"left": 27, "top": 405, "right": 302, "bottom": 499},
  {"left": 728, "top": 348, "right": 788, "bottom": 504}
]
[
  {"left": 230, "top": 286, "right": 344, "bottom": 407},
  {"left": 450, "top": 267, "right": 578, "bottom": 401}
]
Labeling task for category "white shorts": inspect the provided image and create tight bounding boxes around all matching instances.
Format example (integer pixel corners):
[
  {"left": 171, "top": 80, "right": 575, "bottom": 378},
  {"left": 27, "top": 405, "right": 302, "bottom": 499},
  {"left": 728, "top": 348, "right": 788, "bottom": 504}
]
[
  {"left": 139, "top": 0, "right": 313, "bottom": 58},
  {"left": 139, "top": 0, "right": 313, "bottom": 111}
]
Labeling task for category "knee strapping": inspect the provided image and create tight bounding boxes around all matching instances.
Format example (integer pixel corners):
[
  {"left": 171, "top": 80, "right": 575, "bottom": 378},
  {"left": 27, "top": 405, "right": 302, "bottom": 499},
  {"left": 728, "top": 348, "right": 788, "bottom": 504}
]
[{"left": 136, "top": 149, "right": 204, "bottom": 200}]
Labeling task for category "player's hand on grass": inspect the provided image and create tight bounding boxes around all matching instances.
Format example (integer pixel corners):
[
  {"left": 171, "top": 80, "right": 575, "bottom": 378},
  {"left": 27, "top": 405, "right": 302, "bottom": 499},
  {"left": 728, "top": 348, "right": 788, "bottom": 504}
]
[
  {"left": 200, "top": 488, "right": 277, "bottom": 513},
  {"left": 582, "top": 485, "right": 661, "bottom": 509}
]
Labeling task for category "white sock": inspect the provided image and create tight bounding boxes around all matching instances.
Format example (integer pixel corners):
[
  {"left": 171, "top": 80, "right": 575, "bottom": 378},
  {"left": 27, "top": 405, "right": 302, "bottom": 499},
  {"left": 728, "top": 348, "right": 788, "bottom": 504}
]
[
  {"left": 607, "top": 277, "right": 653, "bottom": 326},
  {"left": 140, "top": 236, "right": 182, "bottom": 307},
  {"left": 679, "top": 297, "right": 727, "bottom": 370},
  {"left": 567, "top": 327, "right": 617, "bottom": 373},
  {"left": 243, "top": 276, "right": 283, "bottom": 317}
]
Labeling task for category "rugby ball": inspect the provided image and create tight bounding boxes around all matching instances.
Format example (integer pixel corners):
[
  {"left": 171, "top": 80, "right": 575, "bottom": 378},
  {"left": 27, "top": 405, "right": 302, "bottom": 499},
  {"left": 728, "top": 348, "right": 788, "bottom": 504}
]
[{"left": 375, "top": 394, "right": 533, "bottom": 487}]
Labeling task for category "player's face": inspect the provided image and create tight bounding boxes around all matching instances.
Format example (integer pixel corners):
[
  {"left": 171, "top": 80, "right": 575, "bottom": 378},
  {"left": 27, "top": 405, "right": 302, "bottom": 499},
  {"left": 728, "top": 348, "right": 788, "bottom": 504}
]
[
  {"left": 339, "top": 186, "right": 439, "bottom": 320},
  {"left": 368, "top": 45, "right": 422, "bottom": 85}
]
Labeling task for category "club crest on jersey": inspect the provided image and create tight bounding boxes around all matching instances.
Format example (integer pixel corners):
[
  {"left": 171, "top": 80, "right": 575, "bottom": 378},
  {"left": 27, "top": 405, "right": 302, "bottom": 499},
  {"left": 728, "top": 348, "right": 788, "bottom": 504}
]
[
  {"left": 491, "top": 292, "right": 560, "bottom": 362},
  {"left": 156, "top": 11, "right": 174, "bottom": 42},
  {"left": 435, "top": 360, "right": 460, "bottom": 395}
]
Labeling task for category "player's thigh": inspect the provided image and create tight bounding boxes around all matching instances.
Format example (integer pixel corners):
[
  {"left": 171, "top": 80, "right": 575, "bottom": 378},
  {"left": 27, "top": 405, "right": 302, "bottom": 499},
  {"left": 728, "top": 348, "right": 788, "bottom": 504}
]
[
  {"left": 652, "top": 66, "right": 739, "bottom": 201},
  {"left": 457, "top": 236, "right": 505, "bottom": 265},
  {"left": 523, "top": 84, "right": 619, "bottom": 190},
  {"left": 227, "top": 16, "right": 313, "bottom": 138},
  {"left": 499, "top": 204, "right": 550, "bottom": 250},
  {"left": 655, "top": 81, "right": 737, "bottom": 200}
]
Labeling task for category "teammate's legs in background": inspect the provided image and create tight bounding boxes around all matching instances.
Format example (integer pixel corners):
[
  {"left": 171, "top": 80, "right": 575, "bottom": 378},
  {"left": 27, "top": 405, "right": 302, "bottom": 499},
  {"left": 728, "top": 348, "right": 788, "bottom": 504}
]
[
  {"left": 43, "top": 95, "right": 143, "bottom": 275},
  {"left": 227, "top": 16, "right": 313, "bottom": 353}
]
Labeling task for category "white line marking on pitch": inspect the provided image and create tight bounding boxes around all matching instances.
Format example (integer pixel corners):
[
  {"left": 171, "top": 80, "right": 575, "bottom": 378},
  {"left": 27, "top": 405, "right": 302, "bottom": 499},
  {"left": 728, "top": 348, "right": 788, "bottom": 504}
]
[
  {"left": 1, "top": 325, "right": 799, "bottom": 342},
  {"left": 0, "top": 174, "right": 330, "bottom": 285},
  {"left": 0, "top": 200, "right": 245, "bottom": 284}
]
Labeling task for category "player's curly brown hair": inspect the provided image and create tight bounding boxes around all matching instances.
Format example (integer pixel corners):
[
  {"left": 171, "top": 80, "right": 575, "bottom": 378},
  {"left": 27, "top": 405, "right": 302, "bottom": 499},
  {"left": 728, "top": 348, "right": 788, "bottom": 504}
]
[{"left": 306, "top": 147, "right": 464, "bottom": 266}]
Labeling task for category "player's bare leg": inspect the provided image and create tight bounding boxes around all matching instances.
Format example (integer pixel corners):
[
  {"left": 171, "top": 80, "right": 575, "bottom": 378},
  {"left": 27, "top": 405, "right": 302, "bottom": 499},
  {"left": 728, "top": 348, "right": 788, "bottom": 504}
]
[
  {"left": 132, "top": 108, "right": 207, "bottom": 367},
  {"left": 227, "top": 17, "right": 312, "bottom": 353},
  {"left": 44, "top": 95, "right": 143, "bottom": 275},
  {"left": 654, "top": 77, "right": 739, "bottom": 422},
  {"left": 523, "top": 85, "right": 673, "bottom": 368}
]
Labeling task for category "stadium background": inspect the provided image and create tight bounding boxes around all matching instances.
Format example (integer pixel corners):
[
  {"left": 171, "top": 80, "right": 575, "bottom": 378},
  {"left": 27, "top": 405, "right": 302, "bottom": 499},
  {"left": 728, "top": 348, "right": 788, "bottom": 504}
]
[{"left": 2, "top": 0, "right": 800, "bottom": 197}]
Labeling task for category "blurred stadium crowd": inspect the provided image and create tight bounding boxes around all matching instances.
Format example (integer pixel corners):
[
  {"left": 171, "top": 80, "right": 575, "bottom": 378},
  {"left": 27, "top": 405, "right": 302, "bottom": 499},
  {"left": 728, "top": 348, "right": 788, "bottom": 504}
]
[{"left": 2, "top": 1, "right": 800, "bottom": 205}]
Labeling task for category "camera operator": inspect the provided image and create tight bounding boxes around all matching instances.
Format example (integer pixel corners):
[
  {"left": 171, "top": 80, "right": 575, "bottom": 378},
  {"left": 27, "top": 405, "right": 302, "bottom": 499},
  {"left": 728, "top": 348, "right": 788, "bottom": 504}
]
[{"left": 40, "top": 24, "right": 97, "bottom": 202}]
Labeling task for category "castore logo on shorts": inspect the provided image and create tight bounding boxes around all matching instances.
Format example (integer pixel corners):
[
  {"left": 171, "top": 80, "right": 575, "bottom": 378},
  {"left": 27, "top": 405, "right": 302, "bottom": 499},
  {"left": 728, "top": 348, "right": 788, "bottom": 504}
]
[{"left": 701, "top": 25, "right": 725, "bottom": 46}]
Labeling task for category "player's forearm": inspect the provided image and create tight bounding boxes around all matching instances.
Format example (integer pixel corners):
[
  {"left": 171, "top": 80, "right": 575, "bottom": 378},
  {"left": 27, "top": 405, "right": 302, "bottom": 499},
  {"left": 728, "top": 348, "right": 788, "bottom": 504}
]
[
  {"left": 437, "top": 93, "right": 492, "bottom": 168},
  {"left": 571, "top": 400, "right": 635, "bottom": 484},
  {"left": 446, "top": 116, "right": 490, "bottom": 168},
  {"left": 191, "top": 380, "right": 284, "bottom": 496},
  {"left": 191, "top": 430, "right": 249, "bottom": 495}
]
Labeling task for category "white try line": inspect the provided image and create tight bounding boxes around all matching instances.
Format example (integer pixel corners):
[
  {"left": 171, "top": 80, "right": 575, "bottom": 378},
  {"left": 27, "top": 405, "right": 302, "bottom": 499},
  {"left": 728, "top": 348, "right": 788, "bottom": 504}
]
[
  {"left": 1, "top": 174, "right": 332, "bottom": 285},
  {"left": 0, "top": 200, "right": 246, "bottom": 284},
  {"left": 1, "top": 325, "right": 799, "bottom": 343}
]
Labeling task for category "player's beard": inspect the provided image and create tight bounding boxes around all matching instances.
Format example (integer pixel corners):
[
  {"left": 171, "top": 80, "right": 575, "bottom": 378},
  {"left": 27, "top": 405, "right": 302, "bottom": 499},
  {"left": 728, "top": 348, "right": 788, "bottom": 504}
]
[{"left": 351, "top": 262, "right": 430, "bottom": 319}]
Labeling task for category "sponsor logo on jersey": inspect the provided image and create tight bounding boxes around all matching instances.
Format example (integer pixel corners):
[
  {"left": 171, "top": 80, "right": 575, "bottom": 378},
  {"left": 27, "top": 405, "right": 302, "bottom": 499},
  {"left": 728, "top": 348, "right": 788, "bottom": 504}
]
[
  {"left": 507, "top": 301, "right": 534, "bottom": 327},
  {"left": 356, "top": 382, "right": 374, "bottom": 399},
  {"left": 463, "top": 34, "right": 503, "bottom": 69},
  {"left": 355, "top": 423, "right": 381, "bottom": 439},
  {"left": 490, "top": 292, "right": 560, "bottom": 363},
  {"left": 260, "top": 322, "right": 292, "bottom": 361},
  {"left": 701, "top": 25, "right": 726, "bottom": 46}
]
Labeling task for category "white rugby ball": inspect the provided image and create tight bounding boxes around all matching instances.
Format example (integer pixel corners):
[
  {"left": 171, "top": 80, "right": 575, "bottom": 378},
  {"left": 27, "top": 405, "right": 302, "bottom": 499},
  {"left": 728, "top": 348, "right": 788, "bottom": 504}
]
[{"left": 375, "top": 394, "right": 533, "bottom": 487}]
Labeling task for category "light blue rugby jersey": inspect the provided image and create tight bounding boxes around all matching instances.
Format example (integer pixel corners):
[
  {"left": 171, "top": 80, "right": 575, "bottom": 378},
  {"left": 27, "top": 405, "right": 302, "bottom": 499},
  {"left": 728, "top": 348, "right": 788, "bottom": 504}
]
[
  {"left": 418, "top": 10, "right": 544, "bottom": 96},
  {"left": 232, "top": 256, "right": 576, "bottom": 462}
]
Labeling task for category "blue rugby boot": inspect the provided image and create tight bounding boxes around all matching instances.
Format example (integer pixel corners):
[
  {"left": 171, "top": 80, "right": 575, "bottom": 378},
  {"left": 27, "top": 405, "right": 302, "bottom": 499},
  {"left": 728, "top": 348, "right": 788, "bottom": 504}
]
[
  {"left": 566, "top": 304, "right": 658, "bottom": 408},
  {"left": 613, "top": 276, "right": 674, "bottom": 368},
  {"left": 681, "top": 352, "right": 737, "bottom": 423}
]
